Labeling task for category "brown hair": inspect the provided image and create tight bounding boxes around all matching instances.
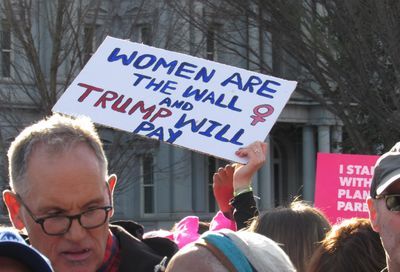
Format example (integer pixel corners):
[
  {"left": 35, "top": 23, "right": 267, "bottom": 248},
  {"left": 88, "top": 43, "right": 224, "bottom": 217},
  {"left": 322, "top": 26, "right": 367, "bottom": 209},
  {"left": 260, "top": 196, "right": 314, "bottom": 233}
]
[
  {"left": 307, "top": 217, "right": 386, "bottom": 272},
  {"left": 249, "top": 200, "right": 331, "bottom": 272}
]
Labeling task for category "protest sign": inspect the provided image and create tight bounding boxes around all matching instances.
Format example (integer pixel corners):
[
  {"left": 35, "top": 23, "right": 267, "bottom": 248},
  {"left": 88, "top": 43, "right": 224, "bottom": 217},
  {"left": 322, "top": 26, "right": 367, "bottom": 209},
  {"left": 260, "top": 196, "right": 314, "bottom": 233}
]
[
  {"left": 314, "top": 152, "right": 379, "bottom": 224},
  {"left": 53, "top": 36, "right": 297, "bottom": 163}
]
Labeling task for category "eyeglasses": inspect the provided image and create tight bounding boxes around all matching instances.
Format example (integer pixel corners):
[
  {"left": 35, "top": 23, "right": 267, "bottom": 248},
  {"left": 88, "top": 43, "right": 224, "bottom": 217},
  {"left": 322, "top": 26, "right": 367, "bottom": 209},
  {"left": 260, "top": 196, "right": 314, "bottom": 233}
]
[
  {"left": 376, "top": 194, "right": 400, "bottom": 212},
  {"left": 15, "top": 194, "right": 113, "bottom": 236}
]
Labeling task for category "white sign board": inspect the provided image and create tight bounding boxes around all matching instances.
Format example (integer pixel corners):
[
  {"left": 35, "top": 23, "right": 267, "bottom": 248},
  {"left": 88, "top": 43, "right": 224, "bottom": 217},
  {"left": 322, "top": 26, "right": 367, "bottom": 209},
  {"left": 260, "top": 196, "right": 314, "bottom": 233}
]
[{"left": 53, "top": 36, "right": 297, "bottom": 163}]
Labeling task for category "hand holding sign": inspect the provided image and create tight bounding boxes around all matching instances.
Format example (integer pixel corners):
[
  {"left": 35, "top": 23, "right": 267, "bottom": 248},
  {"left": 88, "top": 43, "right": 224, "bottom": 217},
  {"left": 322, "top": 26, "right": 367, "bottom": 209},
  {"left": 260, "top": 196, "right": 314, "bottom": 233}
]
[
  {"left": 213, "top": 141, "right": 267, "bottom": 221},
  {"left": 234, "top": 141, "right": 267, "bottom": 189}
]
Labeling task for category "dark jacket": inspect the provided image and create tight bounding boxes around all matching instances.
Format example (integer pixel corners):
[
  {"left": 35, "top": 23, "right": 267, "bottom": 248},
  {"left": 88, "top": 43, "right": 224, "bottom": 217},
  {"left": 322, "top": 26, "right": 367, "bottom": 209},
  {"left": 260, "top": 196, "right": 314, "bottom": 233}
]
[
  {"left": 230, "top": 191, "right": 259, "bottom": 230},
  {"left": 110, "top": 221, "right": 178, "bottom": 272}
]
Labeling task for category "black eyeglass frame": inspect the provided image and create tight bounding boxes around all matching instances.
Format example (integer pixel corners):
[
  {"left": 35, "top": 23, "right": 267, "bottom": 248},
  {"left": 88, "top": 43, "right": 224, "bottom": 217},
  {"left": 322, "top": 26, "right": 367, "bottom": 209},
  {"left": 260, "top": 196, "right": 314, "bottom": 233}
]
[
  {"left": 15, "top": 194, "right": 113, "bottom": 236},
  {"left": 375, "top": 194, "right": 400, "bottom": 212}
]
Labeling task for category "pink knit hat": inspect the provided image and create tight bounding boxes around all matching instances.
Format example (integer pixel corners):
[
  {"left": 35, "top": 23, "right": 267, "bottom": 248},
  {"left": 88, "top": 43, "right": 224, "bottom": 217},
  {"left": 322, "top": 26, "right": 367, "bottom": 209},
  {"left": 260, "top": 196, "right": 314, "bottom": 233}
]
[{"left": 144, "top": 211, "right": 237, "bottom": 248}]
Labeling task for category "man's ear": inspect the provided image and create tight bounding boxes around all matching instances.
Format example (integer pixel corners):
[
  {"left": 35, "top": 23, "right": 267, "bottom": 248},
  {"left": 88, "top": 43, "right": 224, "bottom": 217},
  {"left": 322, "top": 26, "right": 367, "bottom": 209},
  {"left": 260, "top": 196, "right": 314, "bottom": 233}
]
[
  {"left": 367, "top": 197, "right": 379, "bottom": 232},
  {"left": 106, "top": 174, "right": 117, "bottom": 216},
  {"left": 107, "top": 174, "right": 117, "bottom": 194},
  {"left": 3, "top": 190, "right": 26, "bottom": 230}
]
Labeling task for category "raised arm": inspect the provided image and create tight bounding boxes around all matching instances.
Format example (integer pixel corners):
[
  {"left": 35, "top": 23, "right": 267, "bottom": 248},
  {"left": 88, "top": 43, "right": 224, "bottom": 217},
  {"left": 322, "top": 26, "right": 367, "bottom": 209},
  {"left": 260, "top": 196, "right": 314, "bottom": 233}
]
[
  {"left": 231, "top": 141, "right": 267, "bottom": 229},
  {"left": 213, "top": 141, "right": 267, "bottom": 230}
]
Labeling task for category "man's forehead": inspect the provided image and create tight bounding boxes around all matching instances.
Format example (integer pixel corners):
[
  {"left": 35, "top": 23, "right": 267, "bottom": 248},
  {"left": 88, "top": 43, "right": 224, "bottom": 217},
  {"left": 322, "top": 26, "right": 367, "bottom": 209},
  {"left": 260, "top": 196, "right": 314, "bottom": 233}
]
[
  {"left": 23, "top": 142, "right": 105, "bottom": 191},
  {"left": 27, "top": 141, "right": 100, "bottom": 167}
]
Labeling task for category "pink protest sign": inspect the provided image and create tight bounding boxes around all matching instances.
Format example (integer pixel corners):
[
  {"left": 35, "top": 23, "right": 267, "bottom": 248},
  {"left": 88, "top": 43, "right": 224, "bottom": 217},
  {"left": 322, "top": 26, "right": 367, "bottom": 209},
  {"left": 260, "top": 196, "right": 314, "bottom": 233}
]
[{"left": 314, "top": 153, "right": 379, "bottom": 224}]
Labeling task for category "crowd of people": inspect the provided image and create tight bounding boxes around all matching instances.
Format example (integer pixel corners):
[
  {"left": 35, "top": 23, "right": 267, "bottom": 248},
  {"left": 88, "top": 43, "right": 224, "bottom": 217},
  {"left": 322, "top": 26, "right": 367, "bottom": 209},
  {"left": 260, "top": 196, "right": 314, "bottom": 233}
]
[{"left": 0, "top": 113, "right": 398, "bottom": 272}]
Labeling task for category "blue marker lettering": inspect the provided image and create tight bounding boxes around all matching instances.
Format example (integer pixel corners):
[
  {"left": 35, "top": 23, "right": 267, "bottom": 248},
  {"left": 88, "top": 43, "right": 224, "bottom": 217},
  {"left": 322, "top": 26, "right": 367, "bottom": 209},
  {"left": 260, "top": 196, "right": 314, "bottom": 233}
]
[
  {"left": 147, "top": 127, "right": 165, "bottom": 141},
  {"left": 145, "top": 78, "right": 166, "bottom": 92},
  {"left": 215, "top": 95, "right": 241, "bottom": 112},
  {"left": 107, "top": 48, "right": 138, "bottom": 65},
  {"left": 159, "top": 97, "right": 172, "bottom": 107},
  {"left": 215, "top": 125, "right": 231, "bottom": 142},
  {"left": 175, "top": 62, "right": 197, "bottom": 79},
  {"left": 257, "top": 80, "right": 280, "bottom": 99},
  {"left": 133, "top": 73, "right": 152, "bottom": 86},
  {"left": 133, "top": 54, "right": 157, "bottom": 69},
  {"left": 133, "top": 122, "right": 183, "bottom": 144},
  {"left": 166, "top": 129, "right": 183, "bottom": 143},
  {"left": 220, "top": 72, "right": 243, "bottom": 89},
  {"left": 202, "top": 92, "right": 216, "bottom": 104},
  {"left": 182, "top": 86, "right": 208, "bottom": 100},
  {"left": 174, "top": 114, "right": 207, "bottom": 132},
  {"left": 152, "top": 58, "right": 178, "bottom": 74},
  {"left": 243, "top": 75, "right": 262, "bottom": 93},
  {"left": 230, "top": 129, "right": 244, "bottom": 146},
  {"left": 193, "top": 67, "right": 215, "bottom": 83},
  {"left": 133, "top": 121, "right": 155, "bottom": 134},
  {"left": 199, "top": 120, "right": 222, "bottom": 137}
]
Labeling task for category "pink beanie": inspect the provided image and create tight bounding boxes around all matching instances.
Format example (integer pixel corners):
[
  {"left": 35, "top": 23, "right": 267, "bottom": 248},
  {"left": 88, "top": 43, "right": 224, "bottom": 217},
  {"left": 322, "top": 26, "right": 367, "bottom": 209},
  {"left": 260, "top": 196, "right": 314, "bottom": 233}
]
[{"left": 143, "top": 211, "right": 237, "bottom": 248}]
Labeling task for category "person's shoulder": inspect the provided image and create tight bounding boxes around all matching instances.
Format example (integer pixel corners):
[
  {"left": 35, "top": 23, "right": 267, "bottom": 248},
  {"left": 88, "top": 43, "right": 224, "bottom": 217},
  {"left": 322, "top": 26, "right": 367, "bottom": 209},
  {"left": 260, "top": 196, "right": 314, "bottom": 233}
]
[
  {"left": 110, "top": 220, "right": 178, "bottom": 270},
  {"left": 110, "top": 221, "right": 178, "bottom": 272},
  {"left": 110, "top": 220, "right": 145, "bottom": 239}
]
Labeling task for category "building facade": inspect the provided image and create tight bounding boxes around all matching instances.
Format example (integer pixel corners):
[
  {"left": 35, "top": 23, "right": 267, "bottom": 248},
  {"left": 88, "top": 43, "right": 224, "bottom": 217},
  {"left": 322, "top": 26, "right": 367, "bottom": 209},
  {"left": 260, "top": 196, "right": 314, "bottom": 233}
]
[{"left": 0, "top": 0, "right": 342, "bottom": 229}]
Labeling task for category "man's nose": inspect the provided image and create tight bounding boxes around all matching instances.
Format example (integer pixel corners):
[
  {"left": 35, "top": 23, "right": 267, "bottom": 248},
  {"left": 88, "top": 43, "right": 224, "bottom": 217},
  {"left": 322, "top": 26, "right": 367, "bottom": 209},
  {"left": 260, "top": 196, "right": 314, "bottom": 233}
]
[{"left": 64, "top": 218, "right": 86, "bottom": 241}]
